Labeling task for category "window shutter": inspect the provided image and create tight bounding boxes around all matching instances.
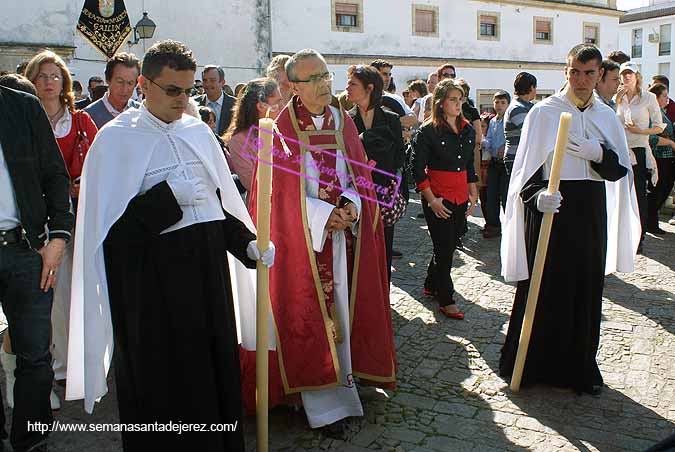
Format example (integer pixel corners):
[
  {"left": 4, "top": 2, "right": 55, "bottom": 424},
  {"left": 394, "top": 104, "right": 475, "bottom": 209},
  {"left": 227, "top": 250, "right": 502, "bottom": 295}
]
[
  {"left": 416, "top": 10, "right": 434, "bottom": 33},
  {"left": 335, "top": 3, "right": 358, "bottom": 15},
  {"left": 536, "top": 20, "right": 551, "bottom": 34},
  {"left": 480, "top": 15, "right": 497, "bottom": 25}
]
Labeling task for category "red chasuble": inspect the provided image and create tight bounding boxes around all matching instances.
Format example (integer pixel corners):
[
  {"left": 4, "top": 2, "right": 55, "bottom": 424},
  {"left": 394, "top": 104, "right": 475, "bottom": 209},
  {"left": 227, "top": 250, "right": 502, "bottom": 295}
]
[{"left": 241, "top": 97, "right": 396, "bottom": 414}]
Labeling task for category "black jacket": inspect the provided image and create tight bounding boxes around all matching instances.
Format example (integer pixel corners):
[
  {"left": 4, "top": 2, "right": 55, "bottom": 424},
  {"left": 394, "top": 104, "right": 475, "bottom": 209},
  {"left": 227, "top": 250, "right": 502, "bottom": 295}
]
[
  {"left": 349, "top": 106, "right": 405, "bottom": 190},
  {"left": 0, "top": 86, "right": 74, "bottom": 248},
  {"left": 411, "top": 120, "right": 479, "bottom": 187},
  {"left": 194, "top": 92, "right": 237, "bottom": 136}
]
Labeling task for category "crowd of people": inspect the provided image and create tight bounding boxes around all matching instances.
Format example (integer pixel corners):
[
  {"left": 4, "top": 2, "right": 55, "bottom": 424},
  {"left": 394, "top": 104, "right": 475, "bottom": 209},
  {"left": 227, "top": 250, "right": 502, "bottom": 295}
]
[{"left": 0, "top": 38, "right": 671, "bottom": 452}]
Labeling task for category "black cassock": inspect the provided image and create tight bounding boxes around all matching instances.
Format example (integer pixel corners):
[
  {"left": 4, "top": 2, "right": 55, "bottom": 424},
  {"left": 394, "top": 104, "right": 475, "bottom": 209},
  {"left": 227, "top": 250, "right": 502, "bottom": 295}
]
[
  {"left": 500, "top": 147, "right": 627, "bottom": 393},
  {"left": 103, "top": 180, "right": 255, "bottom": 452}
]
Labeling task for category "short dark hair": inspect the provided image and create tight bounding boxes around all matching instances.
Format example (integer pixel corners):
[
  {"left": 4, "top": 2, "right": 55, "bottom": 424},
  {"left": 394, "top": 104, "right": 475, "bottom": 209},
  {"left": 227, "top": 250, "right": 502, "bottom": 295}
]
[
  {"left": 653, "top": 75, "right": 670, "bottom": 89},
  {"left": 347, "top": 65, "right": 383, "bottom": 110},
  {"left": 514, "top": 72, "right": 537, "bottom": 96},
  {"left": 198, "top": 106, "right": 215, "bottom": 123},
  {"left": 91, "top": 84, "right": 108, "bottom": 101},
  {"left": 408, "top": 79, "right": 428, "bottom": 97},
  {"left": 0, "top": 73, "right": 37, "bottom": 95},
  {"left": 600, "top": 59, "right": 620, "bottom": 81},
  {"left": 202, "top": 65, "right": 225, "bottom": 82},
  {"left": 88, "top": 75, "right": 103, "bottom": 88},
  {"left": 607, "top": 50, "right": 630, "bottom": 65},
  {"left": 105, "top": 52, "right": 140, "bottom": 82},
  {"left": 370, "top": 59, "right": 393, "bottom": 70},
  {"left": 72, "top": 80, "right": 83, "bottom": 93},
  {"left": 436, "top": 64, "right": 457, "bottom": 80},
  {"left": 567, "top": 44, "right": 603, "bottom": 67},
  {"left": 15, "top": 61, "right": 28, "bottom": 75},
  {"left": 494, "top": 90, "right": 511, "bottom": 103},
  {"left": 648, "top": 82, "right": 668, "bottom": 99},
  {"left": 141, "top": 40, "right": 197, "bottom": 80}
]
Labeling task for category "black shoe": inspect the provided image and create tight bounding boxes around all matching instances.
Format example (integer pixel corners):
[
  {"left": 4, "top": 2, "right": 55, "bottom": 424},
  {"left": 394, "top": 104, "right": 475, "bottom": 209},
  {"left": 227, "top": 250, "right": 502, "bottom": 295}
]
[
  {"left": 456, "top": 237, "right": 463, "bottom": 250},
  {"left": 391, "top": 249, "right": 403, "bottom": 259},
  {"left": 646, "top": 226, "right": 666, "bottom": 235},
  {"left": 416, "top": 213, "right": 425, "bottom": 219},
  {"left": 577, "top": 384, "right": 603, "bottom": 396}
]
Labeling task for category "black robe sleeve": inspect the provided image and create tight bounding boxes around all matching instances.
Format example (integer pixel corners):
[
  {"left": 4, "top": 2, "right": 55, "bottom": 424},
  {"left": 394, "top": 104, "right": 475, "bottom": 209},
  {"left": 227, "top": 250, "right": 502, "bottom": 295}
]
[
  {"left": 520, "top": 167, "right": 546, "bottom": 213},
  {"left": 108, "top": 181, "right": 183, "bottom": 240},
  {"left": 591, "top": 145, "right": 628, "bottom": 182},
  {"left": 221, "top": 212, "right": 257, "bottom": 269}
]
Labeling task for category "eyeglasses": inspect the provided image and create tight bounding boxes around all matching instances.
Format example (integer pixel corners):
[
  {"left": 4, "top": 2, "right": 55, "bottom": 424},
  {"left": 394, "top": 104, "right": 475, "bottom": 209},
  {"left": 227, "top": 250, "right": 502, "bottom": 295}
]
[
  {"left": 442, "top": 72, "right": 456, "bottom": 79},
  {"left": 146, "top": 77, "right": 193, "bottom": 97},
  {"left": 37, "top": 73, "right": 62, "bottom": 82},
  {"left": 291, "top": 72, "right": 334, "bottom": 84}
]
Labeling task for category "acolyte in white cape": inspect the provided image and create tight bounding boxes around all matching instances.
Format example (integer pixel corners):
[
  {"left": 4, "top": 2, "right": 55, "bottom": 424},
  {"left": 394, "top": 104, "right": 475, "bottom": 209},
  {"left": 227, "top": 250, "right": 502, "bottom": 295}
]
[
  {"left": 501, "top": 91, "right": 641, "bottom": 282},
  {"left": 66, "top": 105, "right": 262, "bottom": 413}
]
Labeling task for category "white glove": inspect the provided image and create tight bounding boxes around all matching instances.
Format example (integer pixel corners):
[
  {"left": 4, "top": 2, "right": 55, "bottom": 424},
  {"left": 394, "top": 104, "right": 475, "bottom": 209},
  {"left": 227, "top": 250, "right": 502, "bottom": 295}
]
[
  {"left": 247, "top": 240, "right": 275, "bottom": 267},
  {"left": 650, "top": 168, "right": 659, "bottom": 186},
  {"left": 536, "top": 189, "right": 562, "bottom": 214},
  {"left": 567, "top": 135, "right": 603, "bottom": 163},
  {"left": 166, "top": 170, "right": 207, "bottom": 206}
]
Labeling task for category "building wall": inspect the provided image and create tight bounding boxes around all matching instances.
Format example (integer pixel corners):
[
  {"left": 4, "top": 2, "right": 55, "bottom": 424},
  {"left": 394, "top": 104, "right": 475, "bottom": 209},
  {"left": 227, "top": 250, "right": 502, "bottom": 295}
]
[
  {"left": 620, "top": 15, "right": 674, "bottom": 82},
  {"left": 0, "top": 0, "right": 269, "bottom": 86},
  {"left": 272, "top": 0, "right": 621, "bottom": 108}
]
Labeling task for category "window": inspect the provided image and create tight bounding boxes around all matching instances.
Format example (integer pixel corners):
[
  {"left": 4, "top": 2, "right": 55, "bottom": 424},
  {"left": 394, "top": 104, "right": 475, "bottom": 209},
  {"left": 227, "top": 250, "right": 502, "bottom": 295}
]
[
  {"left": 331, "top": 0, "right": 363, "bottom": 33},
  {"left": 477, "top": 90, "right": 499, "bottom": 114},
  {"left": 534, "top": 17, "right": 553, "bottom": 44},
  {"left": 534, "top": 90, "right": 554, "bottom": 104},
  {"left": 583, "top": 23, "right": 599, "bottom": 45},
  {"left": 412, "top": 5, "right": 439, "bottom": 37},
  {"left": 659, "top": 62, "right": 671, "bottom": 79},
  {"left": 632, "top": 28, "right": 643, "bottom": 58},
  {"left": 660, "top": 24, "right": 671, "bottom": 56},
  {"left": 478, "top": 12, "right": 500, "bottom": 41},
  {"left": 336, "top": 3, "right": 357, "bottom": 27}
]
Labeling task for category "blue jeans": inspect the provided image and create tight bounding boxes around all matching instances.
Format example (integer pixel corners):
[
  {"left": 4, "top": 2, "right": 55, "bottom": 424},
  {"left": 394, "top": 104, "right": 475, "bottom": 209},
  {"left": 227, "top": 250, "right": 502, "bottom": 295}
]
[
  {"left": 0, "top": 242, "right": 54, "bottom": 451},
  {"left": 486, "top": 159, "right": 509, "bottom": 228}
]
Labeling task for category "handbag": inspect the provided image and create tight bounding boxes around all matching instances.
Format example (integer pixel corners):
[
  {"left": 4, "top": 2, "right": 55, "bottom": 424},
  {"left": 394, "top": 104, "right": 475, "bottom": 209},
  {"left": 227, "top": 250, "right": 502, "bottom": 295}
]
[
  {"left": 69, "top": 111, "right": 91, "bottom": 180},
  {"left": 379, "top": 177, "right": 407, "bottom": 227}
]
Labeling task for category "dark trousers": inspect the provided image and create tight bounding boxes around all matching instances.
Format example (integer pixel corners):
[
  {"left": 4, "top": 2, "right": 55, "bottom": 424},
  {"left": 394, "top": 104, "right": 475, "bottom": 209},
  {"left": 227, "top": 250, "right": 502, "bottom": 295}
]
[
  {"left": 632, "top": 147, "right": 648, "bottom": 240},
  {"left": 384, "top": 226, "right": 394, "bottom": 284},
  {"left": 422, "top": 199, "right": 466, "bottom": 307},
  {"left": 647, "top": 157, "right": 675, "bottom": 229},
  {"left": 486, "top": 159, "right": 509, "bottom": 228},
  {"left": 0, "top": 242, "right": 54, "bottom": 452}
]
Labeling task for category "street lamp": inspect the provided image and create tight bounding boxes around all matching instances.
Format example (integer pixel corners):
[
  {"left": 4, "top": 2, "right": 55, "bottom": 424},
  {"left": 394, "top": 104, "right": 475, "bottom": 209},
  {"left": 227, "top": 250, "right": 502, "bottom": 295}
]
[{"left": 128, "top": 12, "right": 156, "bottom": 45}]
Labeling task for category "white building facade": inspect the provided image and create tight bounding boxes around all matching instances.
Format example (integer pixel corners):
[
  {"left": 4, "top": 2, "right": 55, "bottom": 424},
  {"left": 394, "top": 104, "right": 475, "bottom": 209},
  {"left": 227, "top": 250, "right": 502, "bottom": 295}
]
[
  {"left": 0, "top": 0, "right": 270, "bottom": 86},
  {"left": 271, "top": 0, "right": 622, "bottom": 111},
  {"left": 1, "top": 0, "right": 621, "bottom": 110},
  {"left": 619, "top": 1, "right": 675, "bottom": 83}
]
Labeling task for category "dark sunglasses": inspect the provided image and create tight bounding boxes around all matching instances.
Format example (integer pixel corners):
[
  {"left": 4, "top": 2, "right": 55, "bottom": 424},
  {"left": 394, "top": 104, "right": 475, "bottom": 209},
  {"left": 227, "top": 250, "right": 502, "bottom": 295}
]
[
  {"left": 442, "top": 72, "right": 456, "bottom": 78},
  {"left": 147, "top": 77, "right": 193, "bottom": 97}
]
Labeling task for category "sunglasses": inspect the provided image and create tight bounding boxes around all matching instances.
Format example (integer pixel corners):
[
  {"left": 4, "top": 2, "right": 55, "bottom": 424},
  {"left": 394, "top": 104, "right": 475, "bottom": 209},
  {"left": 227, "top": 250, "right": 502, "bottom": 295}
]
[
  {"left": 147, "top": 77, "right": 193, "bottom": 97},
  {"left": 442, "top": 72, "right": 456, "bottom": 78}
]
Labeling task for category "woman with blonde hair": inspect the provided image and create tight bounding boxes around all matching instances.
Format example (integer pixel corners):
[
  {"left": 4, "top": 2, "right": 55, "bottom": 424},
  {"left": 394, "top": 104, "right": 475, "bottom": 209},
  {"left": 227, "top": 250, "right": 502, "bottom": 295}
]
[
  {"left": 411, "top": 78, "right": 479, "bottom": 319},
  {"left": 19, "top": 50, "right": 98, "bottom": 410},
  {"left": 616, "top": 62, "right": 664, "bottom": 250}
]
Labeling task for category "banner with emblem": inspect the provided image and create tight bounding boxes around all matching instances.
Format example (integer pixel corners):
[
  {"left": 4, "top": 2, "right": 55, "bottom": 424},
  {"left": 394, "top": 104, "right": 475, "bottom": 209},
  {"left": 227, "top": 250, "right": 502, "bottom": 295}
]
[{"left": 76, "top": 0, "right": 132, "bottom": 59}]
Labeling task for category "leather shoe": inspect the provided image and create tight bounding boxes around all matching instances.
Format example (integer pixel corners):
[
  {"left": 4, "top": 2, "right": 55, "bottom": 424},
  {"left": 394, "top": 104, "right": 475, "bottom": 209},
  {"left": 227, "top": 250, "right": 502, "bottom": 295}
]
[
  {"left": 646, "top": 226, "right": 666, "bottom": 235},
  {"left": 439, "top": 305, "right": 464, "bottom": 320}
]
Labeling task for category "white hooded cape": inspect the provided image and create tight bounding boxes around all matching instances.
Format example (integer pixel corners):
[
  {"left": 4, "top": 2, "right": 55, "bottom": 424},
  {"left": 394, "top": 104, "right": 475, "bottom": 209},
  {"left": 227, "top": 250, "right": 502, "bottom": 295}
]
[
  {"left": 66, "top": 107, "right": 263, "bottom": 413},
  {"left": 501, "top": 92, "right": 641, "bottom": 282}
]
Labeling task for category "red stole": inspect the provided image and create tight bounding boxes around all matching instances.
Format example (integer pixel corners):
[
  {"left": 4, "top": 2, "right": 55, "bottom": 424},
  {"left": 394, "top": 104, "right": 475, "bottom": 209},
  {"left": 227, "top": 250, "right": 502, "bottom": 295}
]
[{"left": 241, "top": 97, "right": 396, "bottom": 414}]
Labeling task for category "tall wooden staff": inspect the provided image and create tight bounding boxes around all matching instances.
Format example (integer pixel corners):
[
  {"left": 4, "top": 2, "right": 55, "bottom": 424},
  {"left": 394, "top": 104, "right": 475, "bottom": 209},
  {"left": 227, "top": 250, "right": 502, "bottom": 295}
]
[
  {"left": 255, "top": 117, "right": 274, "bottom": 451},
  {"left": 510, "top": 112, "right": 571, "bottom": 392}
]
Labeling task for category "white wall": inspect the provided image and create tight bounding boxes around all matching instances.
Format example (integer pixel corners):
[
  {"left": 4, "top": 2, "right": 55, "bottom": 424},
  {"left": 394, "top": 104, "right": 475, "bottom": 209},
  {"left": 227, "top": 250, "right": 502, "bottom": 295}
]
[
  {"left": 620, "top": 16, "right": 675, "bottom": 82},
  {"left": 272, "top": 0, "right": 619, "bottom": 98},
  {"left": 1, "top": 0, "right": 268, "bottom": 86}
]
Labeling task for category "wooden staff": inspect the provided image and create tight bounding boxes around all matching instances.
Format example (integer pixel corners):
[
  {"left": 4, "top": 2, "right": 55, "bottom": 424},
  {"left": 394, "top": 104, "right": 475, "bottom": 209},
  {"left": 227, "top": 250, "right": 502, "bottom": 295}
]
[
  {"left": 510, "top": 112, "right": 571, "bottom": 393},
  {"left": 256, "top": 116, "right": 274, "bottom": 452}
]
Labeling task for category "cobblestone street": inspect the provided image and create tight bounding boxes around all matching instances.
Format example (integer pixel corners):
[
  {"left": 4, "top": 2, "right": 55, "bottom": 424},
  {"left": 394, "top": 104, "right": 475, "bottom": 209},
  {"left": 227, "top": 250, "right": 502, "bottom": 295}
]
[{"left": 4, "top": 195, "right": 675, "bottom": 452}]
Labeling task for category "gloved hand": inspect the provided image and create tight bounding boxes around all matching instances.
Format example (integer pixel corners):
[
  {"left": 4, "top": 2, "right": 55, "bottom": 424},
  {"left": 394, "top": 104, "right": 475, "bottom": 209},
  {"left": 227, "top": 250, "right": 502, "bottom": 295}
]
[
  {"left": 247, "top": 241, "right": 275, "bottom": 267},
  {"left": 166, "top": 170, "right": 207, "bottom": 206},
  {"left": 651, "top": 168, "right": 659, "bottom": 186},
  {"left": 567, "top": 135, "right": 603, "bottom": 163},
  {"left": 536, "top": 189, "right": 562, "bottom": 214}
]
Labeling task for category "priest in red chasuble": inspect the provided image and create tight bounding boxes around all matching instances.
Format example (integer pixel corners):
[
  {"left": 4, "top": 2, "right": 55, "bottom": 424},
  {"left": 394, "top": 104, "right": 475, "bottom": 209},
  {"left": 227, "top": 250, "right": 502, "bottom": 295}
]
[{"left": 243, "top": 49, "right": 396, "bottom": 429}]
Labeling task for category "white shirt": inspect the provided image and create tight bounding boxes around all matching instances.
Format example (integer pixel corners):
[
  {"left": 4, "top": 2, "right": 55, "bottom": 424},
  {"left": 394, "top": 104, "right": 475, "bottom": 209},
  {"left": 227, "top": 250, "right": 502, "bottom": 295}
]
[
  {"left": 138, "top": 105, "right": 226, "bottom": 234},
  {"left": 52, "top": 108, "right": 72, "bottom": 139},
  {"left": 0, "top": 141, "right": 20, "bottom": 230},
  {"left": 616, "top": 90, "right": 665, "bottom": 150},
  {"left": 102, "top": 92, "right": 127, "bottom": 118}
]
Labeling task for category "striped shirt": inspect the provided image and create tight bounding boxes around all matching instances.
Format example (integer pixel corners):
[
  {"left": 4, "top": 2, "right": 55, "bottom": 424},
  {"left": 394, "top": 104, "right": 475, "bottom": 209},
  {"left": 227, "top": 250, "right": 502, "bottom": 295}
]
[{"left": 504, "top": 97, "right": 534, "bottom": 156}]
